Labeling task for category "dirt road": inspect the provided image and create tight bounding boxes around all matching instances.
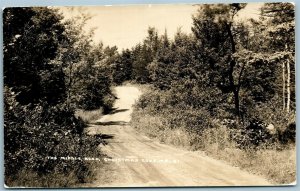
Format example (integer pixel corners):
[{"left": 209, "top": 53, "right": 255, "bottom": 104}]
[{"left": 85, "top": 85, "right": 271, "bottom": 187}]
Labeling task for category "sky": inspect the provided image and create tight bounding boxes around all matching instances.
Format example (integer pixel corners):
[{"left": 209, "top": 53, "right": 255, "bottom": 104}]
[{"left": 59, "top": 3, "right": 264, "bottom": 51}]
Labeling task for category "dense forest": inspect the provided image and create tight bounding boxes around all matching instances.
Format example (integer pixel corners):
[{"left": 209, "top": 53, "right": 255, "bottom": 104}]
[{"left": 4, "top": 2, "right": 295, "bottom": 187}]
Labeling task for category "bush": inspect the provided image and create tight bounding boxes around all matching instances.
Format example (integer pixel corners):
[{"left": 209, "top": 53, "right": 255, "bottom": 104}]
[
  {"left": 4, "top": 87, "right": 103, "bottom": 187},
  {"left": 132, "top": 86, "right": 213, "bottom": 147},
  {"left": 240, "top": 96, "right": 296, "bottom": 147},
  {"left": 102, "top": 94, "right": 116, "bottom": 114}
]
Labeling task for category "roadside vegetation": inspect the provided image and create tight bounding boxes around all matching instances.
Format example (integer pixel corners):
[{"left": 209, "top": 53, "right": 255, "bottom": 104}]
[
  {"left": 3, "top": 7, "right": 118, "bottom": 187},
  {"left": 129, "top": 3, "right": 296, "bottom": 184},
  {"left": 131, "top": 86, "right": 296, "bottom": 184}
]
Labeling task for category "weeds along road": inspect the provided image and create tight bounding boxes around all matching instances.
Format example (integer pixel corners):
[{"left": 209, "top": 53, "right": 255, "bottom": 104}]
[{"left": 85, "top": 85, "right": 271, "bottom": 187}]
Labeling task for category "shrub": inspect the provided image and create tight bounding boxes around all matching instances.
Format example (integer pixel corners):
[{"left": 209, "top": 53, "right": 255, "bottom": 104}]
[
  {"left": 102, "top": 94, "right": 116, "bottom": 114},
  {"left": 4, "top": 87, "right": 103, "bottom": 187},
  {"left": 131, "top": 86, "right": 213, "bottom": 147}
]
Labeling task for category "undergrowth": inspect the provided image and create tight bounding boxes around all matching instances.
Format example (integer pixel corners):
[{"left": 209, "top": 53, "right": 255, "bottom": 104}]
[{"left": 4, "top": 87, "right": 104, "bottom": 187}]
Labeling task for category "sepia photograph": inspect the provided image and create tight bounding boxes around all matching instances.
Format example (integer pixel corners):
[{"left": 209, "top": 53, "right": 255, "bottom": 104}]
[{"left": 3, "top": 2, "right": 296, "bottom": 188}]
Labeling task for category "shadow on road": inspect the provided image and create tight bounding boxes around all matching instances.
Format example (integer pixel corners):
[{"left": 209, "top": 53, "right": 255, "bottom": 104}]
[
  {"left": 109, "top": 108, "right": 129, "bottom": 114},
  {"left": 104, "top": 107, "right": 129, "bottom": 115},
  {"left": 93, "top": 121, "right": 128, "bottom": 126},
  {"left": 100, "top": 134, "right": 114, "bottom": 139},
  {"left": 91, "top": 134, "right": 115, "bottom": 145}
]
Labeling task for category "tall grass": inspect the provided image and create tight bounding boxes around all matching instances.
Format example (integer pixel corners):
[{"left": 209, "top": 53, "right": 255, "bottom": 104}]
[
  {"left": 198, "top": 127, "right": 296, "bottom": 184},
  {"left": 75, "top": 108, "right": 103, "bottom": 123}
]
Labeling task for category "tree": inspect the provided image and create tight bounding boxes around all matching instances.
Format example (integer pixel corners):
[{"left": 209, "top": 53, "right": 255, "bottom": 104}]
[
  {"left": 3, "top": 8, "right": 105, "bottom": 185},
  {"left": 131, "top": 44, "right": 149, "bottom": 83},
  {"left": 144, "top": 27, "right": 160, "bottom": 58},
  {"left": 55, "top": 11, "right": 96, "bottom": 107},
  {"left": 3, "top": 7, "right": 66, "bottom": 105},
  {"left": 112, "top": 49, "right": 133, "bottom": 84},
  {"left": 52, "top": 10, "right": 115, "bottom": 111},
  {"left": 260, "top": 2, "right": 295, "bottom": 113},
  {"left": 148, "top": 28, "right": 199, "bottom": 90},
  {"left": 131, "top": 27, "right": 161, "bottom": 83},
  {"left": 192, "top": 3, "right": 247, "bottom": 120},
  {"left": 162, "top": 29, "right": 170, "bottom": 49}
]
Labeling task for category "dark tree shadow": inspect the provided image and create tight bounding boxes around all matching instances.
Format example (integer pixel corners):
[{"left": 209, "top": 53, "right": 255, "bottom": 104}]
[
  {"left": 104, "top": 107, "right": 129, "bottom": 114},
  {"left": 109, "top": 109, "right": 129, "bottom": 114},
  {"left": 92, "top": 134, "right": 115, "bottom": 145},
  {"left": 96, "top": 134, "right": 114, "bottom": 140},
  {"left": 92, "top": 121, "right": 128, "bottom": 126}
]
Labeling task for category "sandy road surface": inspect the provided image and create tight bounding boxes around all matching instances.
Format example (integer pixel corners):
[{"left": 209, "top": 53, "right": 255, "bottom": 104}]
[{"left": 85, "top": 85, "right": 271, "bottom": 187}]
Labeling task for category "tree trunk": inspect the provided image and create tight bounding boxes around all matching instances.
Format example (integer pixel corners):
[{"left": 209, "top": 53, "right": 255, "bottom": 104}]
[
  {"left": 287, "top": 59, "right": 291, "bottom": 113},
  {"left": 226, "top": 23, "right": 240, "bottom": 120},
  {"left": 233, "top": 89, "right": 240, "bottom": 119},
  {"left": 282, "top": 61, "right": 286, "bottom": 111},
  {"left": 67, "top": 62, "right": 73, "bottom": 108}
]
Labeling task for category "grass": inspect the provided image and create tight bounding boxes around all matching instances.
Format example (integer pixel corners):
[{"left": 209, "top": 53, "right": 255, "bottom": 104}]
[
  {"left": 215, "top": 147, "right": 296, "bottom": 184},
  {"left": 6, "top": 170, "right": 78, "bottom": 188},
  {"left": 75, "top": 108, "right": 103, "bottom": 123},
  {"left": 199, "top": 127, "right": 296, "bottom": 185},
  {"left": 6, "top": 159, "right": 108, "bottom": 188}
]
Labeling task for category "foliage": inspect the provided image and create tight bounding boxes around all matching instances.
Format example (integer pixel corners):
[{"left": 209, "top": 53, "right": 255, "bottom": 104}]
[
  {"left": 3, "top": 7, "right": 115, "bottom": 187},
  {"left": 112, "top": 49, "right": 133, "bottom": 84},
  {"left": 131, "top": 2, "right": 295, "bottom": 184},
  {"left": 57, "top": 15, "right": 115, "bottom": 111},
  {"left": 133, "top": 86, "right": 213, "bottom": 140},
  {"left": 131, "top": 2, "right": 295, "bottom": 141},
  {"left": 4, "top": 87, "right": 102, "bottom": 186},
  {"left": 3, "top": 7, "right": 66, "bottom": 105}
]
